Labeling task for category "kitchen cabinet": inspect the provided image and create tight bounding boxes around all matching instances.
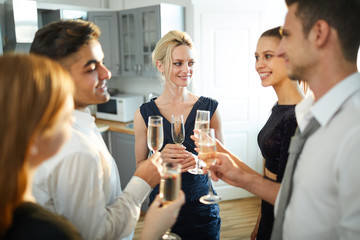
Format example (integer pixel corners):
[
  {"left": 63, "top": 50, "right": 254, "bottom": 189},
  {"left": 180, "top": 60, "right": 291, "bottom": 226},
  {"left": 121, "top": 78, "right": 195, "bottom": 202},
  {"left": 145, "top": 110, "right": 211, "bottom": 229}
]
[
  {"left": 88, "top": 11, "right": 120, "bottom": 76},
  {"left": 110, "top": 131, "right": 136, "bottom": 190},
  {"left": 100, "top": 130, "right": 109, "bottom": 149},
  {"left": 118, "top": 4, "right": 184, "bottom": 77}
]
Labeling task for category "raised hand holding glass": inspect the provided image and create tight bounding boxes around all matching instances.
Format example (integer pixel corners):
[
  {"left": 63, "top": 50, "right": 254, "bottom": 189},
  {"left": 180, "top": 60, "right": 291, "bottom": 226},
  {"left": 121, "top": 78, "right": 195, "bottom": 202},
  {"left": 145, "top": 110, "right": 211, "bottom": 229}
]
[
  {"left": 188, "top": 110, "right": 210, "bottom": 174},
  {"left": 160, "top": 162, "right": 182, "bottom": 240},
  {"left": 198, "top": 128, "right": 222, "bottom": 204}
]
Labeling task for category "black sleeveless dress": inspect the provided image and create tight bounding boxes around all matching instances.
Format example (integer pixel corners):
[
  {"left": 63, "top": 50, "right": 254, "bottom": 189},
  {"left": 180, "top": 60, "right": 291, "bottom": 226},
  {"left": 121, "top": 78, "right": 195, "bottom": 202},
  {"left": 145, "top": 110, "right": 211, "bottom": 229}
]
[
  {"left": 140, "top": 96, "right": 221, "bottom": 240},
  {"left": 257, "top": 103, "right": 298, "bottom": 240}
]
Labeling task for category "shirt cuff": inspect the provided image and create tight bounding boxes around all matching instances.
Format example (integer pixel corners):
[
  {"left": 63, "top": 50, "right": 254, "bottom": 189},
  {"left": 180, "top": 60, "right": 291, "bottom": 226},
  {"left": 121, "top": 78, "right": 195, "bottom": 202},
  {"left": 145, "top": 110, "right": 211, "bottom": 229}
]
[{"left": 123, "top": 176, "right": 152, "bottom": 204}]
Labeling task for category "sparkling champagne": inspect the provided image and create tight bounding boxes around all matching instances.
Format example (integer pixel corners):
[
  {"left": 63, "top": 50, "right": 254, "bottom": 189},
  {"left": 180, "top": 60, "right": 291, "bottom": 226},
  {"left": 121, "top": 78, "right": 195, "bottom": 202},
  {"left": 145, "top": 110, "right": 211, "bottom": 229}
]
[
  {"left": 194, "top": 120, "right": 210, "bottom": 138},
  {"left": 171, "top": 122, "right": 185, "bottom": 145},
  {"left": 198, "top": 143, "right": 216, "bottom": 168},
  {"left": 160, "top": 172, "right": 181, "bottom": 205},
  {"left": 147, "top": 124, "right": 164, "bottom": 152}
]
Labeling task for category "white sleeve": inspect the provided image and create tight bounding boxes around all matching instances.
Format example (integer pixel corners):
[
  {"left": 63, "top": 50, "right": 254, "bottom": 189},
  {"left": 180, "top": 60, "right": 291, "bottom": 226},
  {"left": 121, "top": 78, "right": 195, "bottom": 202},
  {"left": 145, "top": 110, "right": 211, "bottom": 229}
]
[
  {"left": 337, "top": 125, "right": 360, "bottom": 239},
  {"left": 51, "top": 151, "right": 151, "bottom": 240}
]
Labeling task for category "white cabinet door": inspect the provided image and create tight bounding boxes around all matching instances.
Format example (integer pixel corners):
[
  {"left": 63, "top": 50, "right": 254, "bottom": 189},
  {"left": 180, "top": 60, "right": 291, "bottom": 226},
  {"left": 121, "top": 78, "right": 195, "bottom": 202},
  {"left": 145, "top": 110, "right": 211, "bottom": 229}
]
[
  {"left": 110, "top": 132, "right": 136, "bottom": 190},
  {"left": 88, "top": 12, "right": 120, "bottom": 76}
]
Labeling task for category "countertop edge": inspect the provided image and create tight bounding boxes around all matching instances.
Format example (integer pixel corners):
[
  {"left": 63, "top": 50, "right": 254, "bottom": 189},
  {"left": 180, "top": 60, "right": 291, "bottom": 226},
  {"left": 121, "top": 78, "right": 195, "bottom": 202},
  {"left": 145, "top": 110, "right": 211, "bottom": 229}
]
[{"left": 95, "top": 119, "right": 134, "bottom": 135}]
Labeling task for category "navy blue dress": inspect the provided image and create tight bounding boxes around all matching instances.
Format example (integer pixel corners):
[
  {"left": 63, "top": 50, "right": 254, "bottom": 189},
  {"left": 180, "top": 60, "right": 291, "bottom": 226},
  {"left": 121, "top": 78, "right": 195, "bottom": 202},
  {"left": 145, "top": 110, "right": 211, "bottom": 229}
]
[
  {"left": 140, "top": 96, "right": 221, "bottom": 240},
  {"left": 256, "top": 104, "right": 298, "bottom": 240}
]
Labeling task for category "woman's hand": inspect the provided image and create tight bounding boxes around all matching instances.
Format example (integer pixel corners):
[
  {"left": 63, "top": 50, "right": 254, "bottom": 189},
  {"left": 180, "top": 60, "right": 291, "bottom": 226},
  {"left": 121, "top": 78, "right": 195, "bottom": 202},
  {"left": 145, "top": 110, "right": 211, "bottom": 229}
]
[
  {"left": 180, "top": 153, "right": 196, "bottom": 172},
  {"left": 209, "top": 152, "right": 242, "bottom": 185},
  {"left": 191, "top": 132, "right": 225, "bottom": 154},
  {"left": 161, "top": 144, "right": 188, "bottom": 163},
  {"left": 140, "top": 191, "right": 185, "bottom": 240},
  {"left": 161, "top": 144, "right": 196, "bottom": 172},
  {"left": 190, "top": 131, "right": 199, "bottom": 153}
]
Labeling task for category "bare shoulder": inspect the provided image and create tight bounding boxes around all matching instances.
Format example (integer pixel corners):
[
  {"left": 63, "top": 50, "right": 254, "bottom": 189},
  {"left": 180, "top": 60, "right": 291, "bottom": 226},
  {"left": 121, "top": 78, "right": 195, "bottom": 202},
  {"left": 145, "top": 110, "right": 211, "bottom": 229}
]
[{"left": 134, "top": 108, "right": 146, "bottom": 131}]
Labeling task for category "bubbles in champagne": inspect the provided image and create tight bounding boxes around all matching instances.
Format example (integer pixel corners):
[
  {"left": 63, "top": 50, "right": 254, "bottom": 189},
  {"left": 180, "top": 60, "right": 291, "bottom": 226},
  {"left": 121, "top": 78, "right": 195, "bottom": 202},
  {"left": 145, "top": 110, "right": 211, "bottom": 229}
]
[
  {"left": 160, "top": 172, "right": 181, "bottom": 204},
  {"left": 194, "top": 120, "right": 210, "bottom": 138},
  {"left": 198, "top": 143, "right": 216, "bottom": 168},
  {"left": 147, "top": 124, "right": 164, "bottom": 152},
  {"left": 171, "top": 122, "right": 185, "bottom": 145}
]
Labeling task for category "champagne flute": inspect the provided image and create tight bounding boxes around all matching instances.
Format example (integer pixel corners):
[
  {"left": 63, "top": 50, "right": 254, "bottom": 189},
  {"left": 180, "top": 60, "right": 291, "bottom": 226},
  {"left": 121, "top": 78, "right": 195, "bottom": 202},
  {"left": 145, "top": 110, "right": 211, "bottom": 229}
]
[
  {"left": 188, "top": 110, "right": 210, "bottom": 174},
  {"left": 147, "top": 116, "right": 164, "bottom": 154},
  {"left": 198, "top": 128, "right": 222, "bottom": 204},
  {"left": 171, "top": 114, "right": 185, "bottom": 145},
  {"left": 160, "top": 162, "right": 182, "bottom": 240}
]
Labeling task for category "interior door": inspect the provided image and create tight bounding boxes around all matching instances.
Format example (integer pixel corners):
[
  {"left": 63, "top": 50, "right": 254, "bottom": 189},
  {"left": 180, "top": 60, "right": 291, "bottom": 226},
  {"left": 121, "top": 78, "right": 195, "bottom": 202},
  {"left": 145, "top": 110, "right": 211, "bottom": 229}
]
[
  {"left": 193, "top": 7, "right": 265, "bottom": 200},
  {"left": 192, "top": 0, "right": 289, "bottom": 200}
]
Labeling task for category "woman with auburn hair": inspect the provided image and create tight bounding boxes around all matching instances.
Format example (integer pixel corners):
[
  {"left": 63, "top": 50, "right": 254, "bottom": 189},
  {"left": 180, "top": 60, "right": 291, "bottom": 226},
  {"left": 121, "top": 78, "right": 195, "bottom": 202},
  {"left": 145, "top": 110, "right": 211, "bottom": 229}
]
[
  {"left": 0, "top": 53, "right": 185, "bottom": 240},
  {"left": 0, "top": 54, "right": 80, "bottom": 239}
]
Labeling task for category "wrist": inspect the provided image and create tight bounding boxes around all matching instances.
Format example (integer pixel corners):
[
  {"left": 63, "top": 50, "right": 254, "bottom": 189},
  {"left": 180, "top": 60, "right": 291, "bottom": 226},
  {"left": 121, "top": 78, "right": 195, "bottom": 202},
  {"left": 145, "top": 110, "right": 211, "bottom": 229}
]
[{"left": 139, "top": 226, "right": 162, "bottom": 240}]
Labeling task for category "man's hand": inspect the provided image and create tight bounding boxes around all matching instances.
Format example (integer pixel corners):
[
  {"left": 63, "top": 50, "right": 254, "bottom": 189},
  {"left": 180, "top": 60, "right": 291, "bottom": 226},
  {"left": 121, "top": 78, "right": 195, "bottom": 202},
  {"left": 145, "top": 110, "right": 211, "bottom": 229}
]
[
  {"left": 134, "top": 152, "right": 162, "bottom": 188},
  {"left": 140, "top": 191, "right": 185, "bottom": 240}
]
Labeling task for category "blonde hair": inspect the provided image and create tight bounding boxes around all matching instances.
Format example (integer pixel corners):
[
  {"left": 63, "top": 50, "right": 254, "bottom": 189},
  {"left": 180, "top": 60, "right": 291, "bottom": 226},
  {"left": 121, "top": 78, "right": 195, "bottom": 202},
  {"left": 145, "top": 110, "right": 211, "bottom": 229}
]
[
  {"left": 152, "top": 30, "right": 194, "bottom": 82},
  {"left": 0, "top": 54, "right": 74, "bottom": 234}
]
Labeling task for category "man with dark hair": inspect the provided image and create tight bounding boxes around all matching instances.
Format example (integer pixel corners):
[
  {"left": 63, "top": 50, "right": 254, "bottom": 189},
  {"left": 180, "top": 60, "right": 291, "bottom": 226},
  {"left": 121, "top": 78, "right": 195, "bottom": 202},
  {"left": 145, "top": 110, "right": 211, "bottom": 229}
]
[
  {"left": 209, "top": 0, "right": 360, "bottom": 239},
  {"left": 31, "top": 20, "right": 161, "bottom": 240}
]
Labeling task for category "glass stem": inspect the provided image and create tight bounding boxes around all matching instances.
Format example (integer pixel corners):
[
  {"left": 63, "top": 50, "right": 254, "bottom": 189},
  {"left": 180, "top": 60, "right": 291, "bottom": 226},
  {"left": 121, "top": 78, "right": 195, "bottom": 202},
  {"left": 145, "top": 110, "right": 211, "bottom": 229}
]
[{"left": 208, "top": 170, "right": 214, "bottom": 196}]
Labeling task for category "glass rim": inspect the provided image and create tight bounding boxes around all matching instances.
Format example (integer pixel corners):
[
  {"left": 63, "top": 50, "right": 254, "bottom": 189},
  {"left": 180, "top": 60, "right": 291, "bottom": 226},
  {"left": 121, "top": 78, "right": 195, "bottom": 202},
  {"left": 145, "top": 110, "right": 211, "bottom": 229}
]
[
  {"left": 196, "top": 110, "right": 210, "bottom": 113},
  {"left": 199, "top": 128, "right": 215, "bottom": 133},
  {"left": 148, "top": 115, "right": 163, "bottom": 120}
]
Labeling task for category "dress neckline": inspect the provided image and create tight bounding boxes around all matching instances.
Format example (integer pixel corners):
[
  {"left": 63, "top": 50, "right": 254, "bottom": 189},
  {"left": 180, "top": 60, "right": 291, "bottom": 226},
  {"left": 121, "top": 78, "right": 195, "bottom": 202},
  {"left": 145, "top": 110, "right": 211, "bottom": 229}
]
[{"left": 150, "top": 96, "right": 204, "bottom": 126}]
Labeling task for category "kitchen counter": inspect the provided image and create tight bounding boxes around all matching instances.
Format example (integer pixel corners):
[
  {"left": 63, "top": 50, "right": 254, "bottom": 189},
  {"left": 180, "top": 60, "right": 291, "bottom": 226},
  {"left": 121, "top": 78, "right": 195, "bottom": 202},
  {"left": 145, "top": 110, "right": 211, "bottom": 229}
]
[{"left": 95, "top": 118, "right": 134, "bottom": 135}]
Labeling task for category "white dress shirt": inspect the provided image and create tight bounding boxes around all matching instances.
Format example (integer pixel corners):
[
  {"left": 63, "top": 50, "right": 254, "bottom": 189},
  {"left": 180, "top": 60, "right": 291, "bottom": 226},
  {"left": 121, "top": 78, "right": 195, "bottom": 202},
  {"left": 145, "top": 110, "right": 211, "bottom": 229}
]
[
  {"left": 274, "top": 72, "right": 360, "bottom": 239},
  {"left": 33, "top": 108, "right": 151, "bottom": 240}
]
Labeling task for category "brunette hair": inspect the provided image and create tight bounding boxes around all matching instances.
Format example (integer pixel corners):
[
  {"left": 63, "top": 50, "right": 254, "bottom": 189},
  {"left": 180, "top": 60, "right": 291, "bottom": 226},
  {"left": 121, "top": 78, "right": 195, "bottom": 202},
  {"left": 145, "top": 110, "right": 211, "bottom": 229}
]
[
  {"left": 285, "top": 0, "right": 360, "bottom": 62},
  {"left": 0, "top": 54, "right": 74, "bottom": 234},
  {"left": 261, "top": 26, "right": 282, "bottom": 39},
  {"left": 30, "top": 19, "right": 101, "bottom": 69},
  {"left": 152, "top": 30, "right": 194, "bottom": 81}
]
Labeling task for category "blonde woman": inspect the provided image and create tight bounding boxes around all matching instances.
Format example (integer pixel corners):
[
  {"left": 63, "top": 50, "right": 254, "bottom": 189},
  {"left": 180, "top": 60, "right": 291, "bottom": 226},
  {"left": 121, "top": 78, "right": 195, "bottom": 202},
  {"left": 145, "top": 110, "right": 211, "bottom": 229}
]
[
  {"left": 134, "top": 30, "right": 224, "bottom": 240},
  {"left": 0, "top": 54, "right": 80, "bottom": 239}
]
